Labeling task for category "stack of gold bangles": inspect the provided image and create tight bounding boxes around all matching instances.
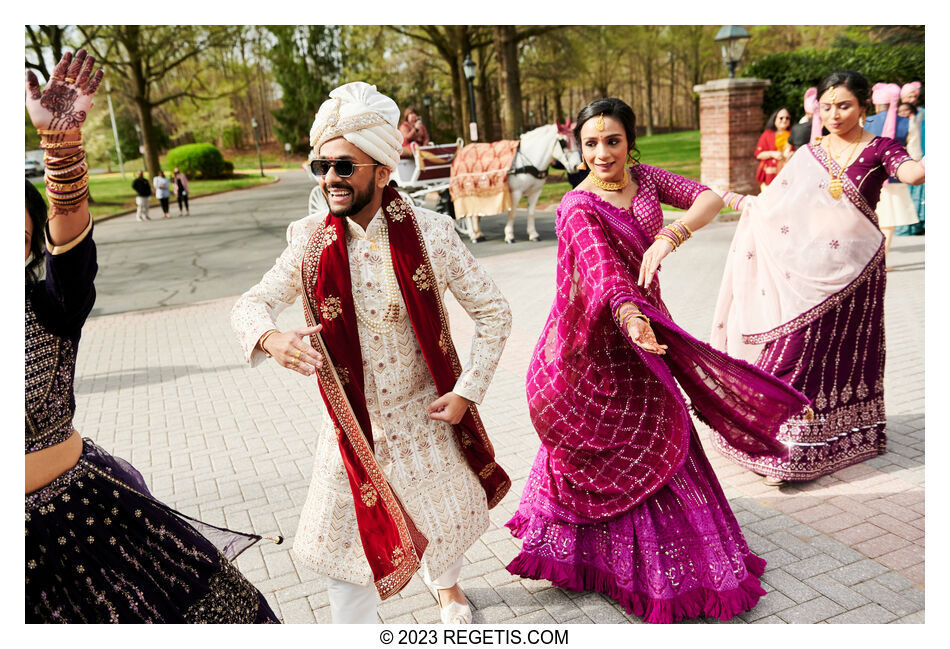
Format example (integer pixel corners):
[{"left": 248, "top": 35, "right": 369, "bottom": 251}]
[
  {"left": 655, "top": 219, "right": 693, "bottom": 252},
  {"left": 615, "top": 302, "right": 650, "bottom": 329},
  {"left": 40, "top": 128, "right": 88, "bottom": 213}
]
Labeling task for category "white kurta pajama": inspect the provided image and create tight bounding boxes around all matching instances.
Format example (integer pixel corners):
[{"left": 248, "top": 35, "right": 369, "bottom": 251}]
[{"left": 231, "top": 206, "right": 511, "bottom": 589}]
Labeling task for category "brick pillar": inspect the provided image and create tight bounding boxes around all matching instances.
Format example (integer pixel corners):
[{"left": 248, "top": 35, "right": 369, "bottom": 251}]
[{"left": 693, "top": 77, "right": 770, "bottom": 195}]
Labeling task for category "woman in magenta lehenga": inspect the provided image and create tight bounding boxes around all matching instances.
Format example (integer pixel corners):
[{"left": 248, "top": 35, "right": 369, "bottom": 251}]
[
  {"left": 505, "top": 98, "right": 811, "bottom": 623},
  {"left": 709, "top": 71, "right": 925, "bottom": 486}
]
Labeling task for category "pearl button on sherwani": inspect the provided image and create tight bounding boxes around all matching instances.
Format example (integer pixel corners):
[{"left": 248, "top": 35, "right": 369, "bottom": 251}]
[{"left": 231, "top": 206, "right": 511, "bottom": 586}]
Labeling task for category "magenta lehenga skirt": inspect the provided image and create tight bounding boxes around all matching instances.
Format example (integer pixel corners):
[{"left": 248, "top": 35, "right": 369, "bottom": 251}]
[
  {"left": 708, "top": 262, "right": 887, "bottom": 482},
  {"left": 506, "top": 427, "right": 766, "bottom": 624}
]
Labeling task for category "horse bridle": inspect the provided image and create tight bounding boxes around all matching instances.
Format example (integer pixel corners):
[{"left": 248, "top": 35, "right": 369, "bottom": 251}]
[{"left": 507, "top": 136, "right": 569, "bottom": 179}]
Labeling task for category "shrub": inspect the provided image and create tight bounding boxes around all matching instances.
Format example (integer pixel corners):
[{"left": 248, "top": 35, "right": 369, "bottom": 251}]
[
  {"left": 165, "top": 143, "right": 232, "bottom": 179},
  {"left": 744, "top": 43, "right": 925, "bottom": 120}
]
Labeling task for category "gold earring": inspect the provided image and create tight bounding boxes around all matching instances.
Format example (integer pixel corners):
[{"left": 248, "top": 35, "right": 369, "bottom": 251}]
[{"left": 578, "top": 160, "right": 587, "bottom": 170}]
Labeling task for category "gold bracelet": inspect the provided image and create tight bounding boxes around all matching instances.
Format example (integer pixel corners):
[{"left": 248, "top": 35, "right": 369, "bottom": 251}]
[
  {"left": 40, "top": 139, "right": 83, "bottom": 150},
  {"left": 675, "top": 219, "right": 693, "bottom": 236},
  {"left": 655, "top": 233, "right": 679, "bottom": 250},
  {"left": 258, "top": 329, "right": 280, "bottom": 357},
  {"left": 36, "top": 128, "right": 81, "bottom": 136},
  {"left": 45, "top": 177, "right": 89, "bottom": 192}
]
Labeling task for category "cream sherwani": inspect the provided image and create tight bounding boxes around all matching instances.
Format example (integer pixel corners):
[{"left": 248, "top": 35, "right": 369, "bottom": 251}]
[{"left": 231, "top": 206, "right": 511, "bottom": 586}]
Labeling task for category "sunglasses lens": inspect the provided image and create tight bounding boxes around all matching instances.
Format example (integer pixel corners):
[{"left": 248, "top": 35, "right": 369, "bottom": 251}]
[
  {"left": 310, "top": 160, "right": 356, "bottom": 177},
  {"left": 335, "top": 161, "right": 354, "bottom": 177}
]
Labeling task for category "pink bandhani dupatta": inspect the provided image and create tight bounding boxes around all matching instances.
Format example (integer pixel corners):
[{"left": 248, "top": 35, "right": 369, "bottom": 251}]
[
  {"left": 711, "top": 147, "right": 884, "bottom": 363},
  {"left": 526, "top": 190, "right": 810, "bottom": 524}
]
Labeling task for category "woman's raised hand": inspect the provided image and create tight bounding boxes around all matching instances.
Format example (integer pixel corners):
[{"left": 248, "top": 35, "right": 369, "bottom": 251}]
[{"left": 25, "top": 49, "right": 103, "bottom": 133}]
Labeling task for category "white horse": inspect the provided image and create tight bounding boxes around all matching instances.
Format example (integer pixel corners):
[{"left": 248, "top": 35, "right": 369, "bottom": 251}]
[{"left": 459, "top": 124, "right": 576, "bottom": 244}]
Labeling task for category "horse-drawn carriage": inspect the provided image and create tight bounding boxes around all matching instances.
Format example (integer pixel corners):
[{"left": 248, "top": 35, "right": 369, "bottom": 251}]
[{"left": 307, "top": 124, "right": 580, "bottom": 244}]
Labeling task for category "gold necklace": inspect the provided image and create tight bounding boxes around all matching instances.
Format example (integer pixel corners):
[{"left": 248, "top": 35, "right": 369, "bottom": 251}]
[
  {"left": 588, "top": 168, "right": 629, "bottom": 192},
  {"left": 824, "top": 133, "right": 863, "bottom": 200},
  {"left": 352, "top": 218, "right": 402, "bottom": 334}
]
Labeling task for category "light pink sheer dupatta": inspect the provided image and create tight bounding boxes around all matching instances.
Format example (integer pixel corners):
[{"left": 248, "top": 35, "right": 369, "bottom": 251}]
[{"left": 711, "top": 146, "right": 884, "bottom": 363}]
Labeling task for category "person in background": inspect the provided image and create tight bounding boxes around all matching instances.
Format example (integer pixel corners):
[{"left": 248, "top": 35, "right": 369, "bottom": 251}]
[
  {"left": 789, "top": 87, "right": 824, "bottom": 148},
  {"left": 152, "top": 169, "right": 171, "bottom": 218},
  {"left": 754, "top": 107, "right": 793, "bottom": 190},
  {"left": 864, "top": 82, "right": 916, "bottom": 268},
  {"left": 172, "top": 166, "right": 190, "bottom": 216},
  {"left": 131, "top": 169, "right": 151, "bottom": 222},
  {"left": 896, "top": 81, "right": 924, "bottom": 236},
  {"left": 398, "top": 105, "right": 430, "bottom": 156}
]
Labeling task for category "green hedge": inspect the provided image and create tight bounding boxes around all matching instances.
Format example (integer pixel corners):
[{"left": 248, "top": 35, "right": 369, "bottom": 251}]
[
  {"left": 744, "top": 43, "right": 925, "bottom": 121},
  {"left": 165, "top": 143, "right": 232, "bottom": 179}
]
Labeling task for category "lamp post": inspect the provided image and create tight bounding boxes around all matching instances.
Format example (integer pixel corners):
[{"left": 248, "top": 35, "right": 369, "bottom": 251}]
[
  {"left": 714, "top": 25, "right": 751, "bottom": 78},
  {"left": 694, "top": 25, "right": 765, "bottom": 194},
  {"left": 422, "top": 94, "right": 432, "bottom": 135},
  {"left": 251, "top": 117, "right": 264, "bottom": 178},
  {"left": 104, "top": 77, "right": 125, "bottom": 179},
  {"left": 462, "top": 54, "right": 478, "bottom": 141}
]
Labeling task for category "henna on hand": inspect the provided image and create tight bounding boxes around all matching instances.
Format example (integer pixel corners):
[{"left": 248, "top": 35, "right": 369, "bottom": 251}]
[{"left": 26, "top": 49, "right": 102, "bottom": 133}]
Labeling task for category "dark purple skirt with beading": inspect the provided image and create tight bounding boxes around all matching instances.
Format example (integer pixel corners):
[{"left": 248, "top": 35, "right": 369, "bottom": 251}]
[
  {"left": 708, "top": 260, "right": 887, "bottom": 481},
  {"left": 25, "top": 439, "right": 279, "bottom": 623}
]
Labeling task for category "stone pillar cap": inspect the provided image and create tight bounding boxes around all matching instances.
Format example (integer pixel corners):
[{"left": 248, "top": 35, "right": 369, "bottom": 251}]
[{"left": 694, "top": 77, "right": 771, "bottom": 93}]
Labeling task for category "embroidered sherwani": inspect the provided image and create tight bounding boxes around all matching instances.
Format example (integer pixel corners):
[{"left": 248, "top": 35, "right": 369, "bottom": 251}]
[{"left": 232, "top": 206, "right": 511, "bottom": 585}]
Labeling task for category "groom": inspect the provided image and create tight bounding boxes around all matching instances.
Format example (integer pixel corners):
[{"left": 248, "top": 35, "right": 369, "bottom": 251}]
[{"left": 232, "top": 82, "right": 511, "bottom": 623}]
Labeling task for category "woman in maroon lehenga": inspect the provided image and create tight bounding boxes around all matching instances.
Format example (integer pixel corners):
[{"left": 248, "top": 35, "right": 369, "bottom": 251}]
[
  {"left": 710, "top": 70, "right": 925, "bottom": 485},
  {"left": 505, "top": 98, "right": 811, "bottom": 623}
]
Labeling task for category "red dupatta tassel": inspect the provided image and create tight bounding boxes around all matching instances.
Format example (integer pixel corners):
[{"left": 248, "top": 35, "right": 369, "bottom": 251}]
[{"left": 300, "top": 186, "right": 509, "bottom": 600}]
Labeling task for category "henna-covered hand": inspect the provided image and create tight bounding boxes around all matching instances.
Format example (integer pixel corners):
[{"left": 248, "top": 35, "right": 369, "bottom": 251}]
[
  {"left": 25, "top": 49, "right": 104, "bottom": 134},
  {"left": 624, "top": 317, "right": 668, "bottom": 355}
]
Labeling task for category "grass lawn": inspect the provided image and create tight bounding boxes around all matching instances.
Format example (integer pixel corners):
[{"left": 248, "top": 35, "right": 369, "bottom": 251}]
[
  {"left": 31, "top": 173, "right": 276, "bottom": 221},
  {"left": 519, "top": 129, "right": 703, "bottom": 210}
]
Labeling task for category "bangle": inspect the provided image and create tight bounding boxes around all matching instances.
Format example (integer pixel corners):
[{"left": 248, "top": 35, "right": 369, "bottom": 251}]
[
  {"left": 36, "top": 128, "right": 81, "bottom": 136},
  {"left": 655, "top": 233, "right": 679, "bottom": 251},
  {"left": 258, "top": 329, "right": 279, "bottom": 357},
  {"left": 674, "top": 219, "right": 693, "bottom": 236},
  {"left": 40, "top": 139, "right": 83, "bottom": 150}
]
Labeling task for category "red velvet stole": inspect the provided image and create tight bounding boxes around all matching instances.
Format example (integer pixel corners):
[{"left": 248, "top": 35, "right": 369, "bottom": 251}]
[{"left": 300, "top": 186, "right": 509, "bottom": 599}]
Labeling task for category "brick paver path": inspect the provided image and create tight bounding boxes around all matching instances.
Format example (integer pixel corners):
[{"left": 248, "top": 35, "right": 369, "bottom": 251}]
[{"left": 75, "top": 206, "right": 924, "bottom": 624}]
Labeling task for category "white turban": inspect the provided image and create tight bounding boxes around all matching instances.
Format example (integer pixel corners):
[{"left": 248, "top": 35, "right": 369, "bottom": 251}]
[{"left": 309, "top": 82, "right": 403, "bottom": 171}]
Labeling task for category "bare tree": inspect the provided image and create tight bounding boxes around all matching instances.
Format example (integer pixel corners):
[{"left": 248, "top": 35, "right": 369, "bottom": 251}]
[{"left": 77, "top": 25, "right": 240, "bottom": 177}]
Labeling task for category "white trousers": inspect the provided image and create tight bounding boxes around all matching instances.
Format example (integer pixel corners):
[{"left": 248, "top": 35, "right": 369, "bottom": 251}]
[
  {"left": 326, "top": 557, "right": 464, "bottom": 624},
  {"left": 135, "top": 196, "right": 150, "bottom": 221}
]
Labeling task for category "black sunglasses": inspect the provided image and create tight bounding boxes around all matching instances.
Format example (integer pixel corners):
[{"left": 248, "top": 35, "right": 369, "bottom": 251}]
[{"left": 309, "top": 158, "right": 377, "bottom": 178}]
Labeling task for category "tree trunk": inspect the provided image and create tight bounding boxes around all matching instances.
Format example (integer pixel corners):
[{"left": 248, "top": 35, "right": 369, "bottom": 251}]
[
  {"left": 644, "top": 54, "right": 654, "bottom": 137},
  {"left": 668, "top": 56, "right": 675, "bottom": 132},
  {"left": 476, "top": 46, "right": 495, "bottom": 141},
  {"left": 494, "top": 25, "right": 524, "bottom": 139}
]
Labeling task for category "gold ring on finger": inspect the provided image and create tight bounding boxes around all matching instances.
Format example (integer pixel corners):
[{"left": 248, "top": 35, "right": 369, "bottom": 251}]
[
  {"left": 291, "top": 357, "right": 298, "bottom": 368},
  {"left": 64, "top": 77, "right": 76, "bottom": 84},
  {"left": 294, "top": 349, "right": 302, "bottom": 360}
]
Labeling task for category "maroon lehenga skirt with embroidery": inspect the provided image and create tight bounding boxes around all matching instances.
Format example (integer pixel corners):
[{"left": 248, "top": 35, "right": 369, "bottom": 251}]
[
  {"left": 708, "top": 260, "right": 887, "bottom": 481},
  {"left": 507, "top": 426, "right": 766, "bottom": 624}
]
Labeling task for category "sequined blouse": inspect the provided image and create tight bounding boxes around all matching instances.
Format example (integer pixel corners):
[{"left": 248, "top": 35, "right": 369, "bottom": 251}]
[
  {"left": 25, "top": 219, "right": 97, "bottom": 453},
  {"left": 819, "top": 136, "right": 912, "bottom": 209}
]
